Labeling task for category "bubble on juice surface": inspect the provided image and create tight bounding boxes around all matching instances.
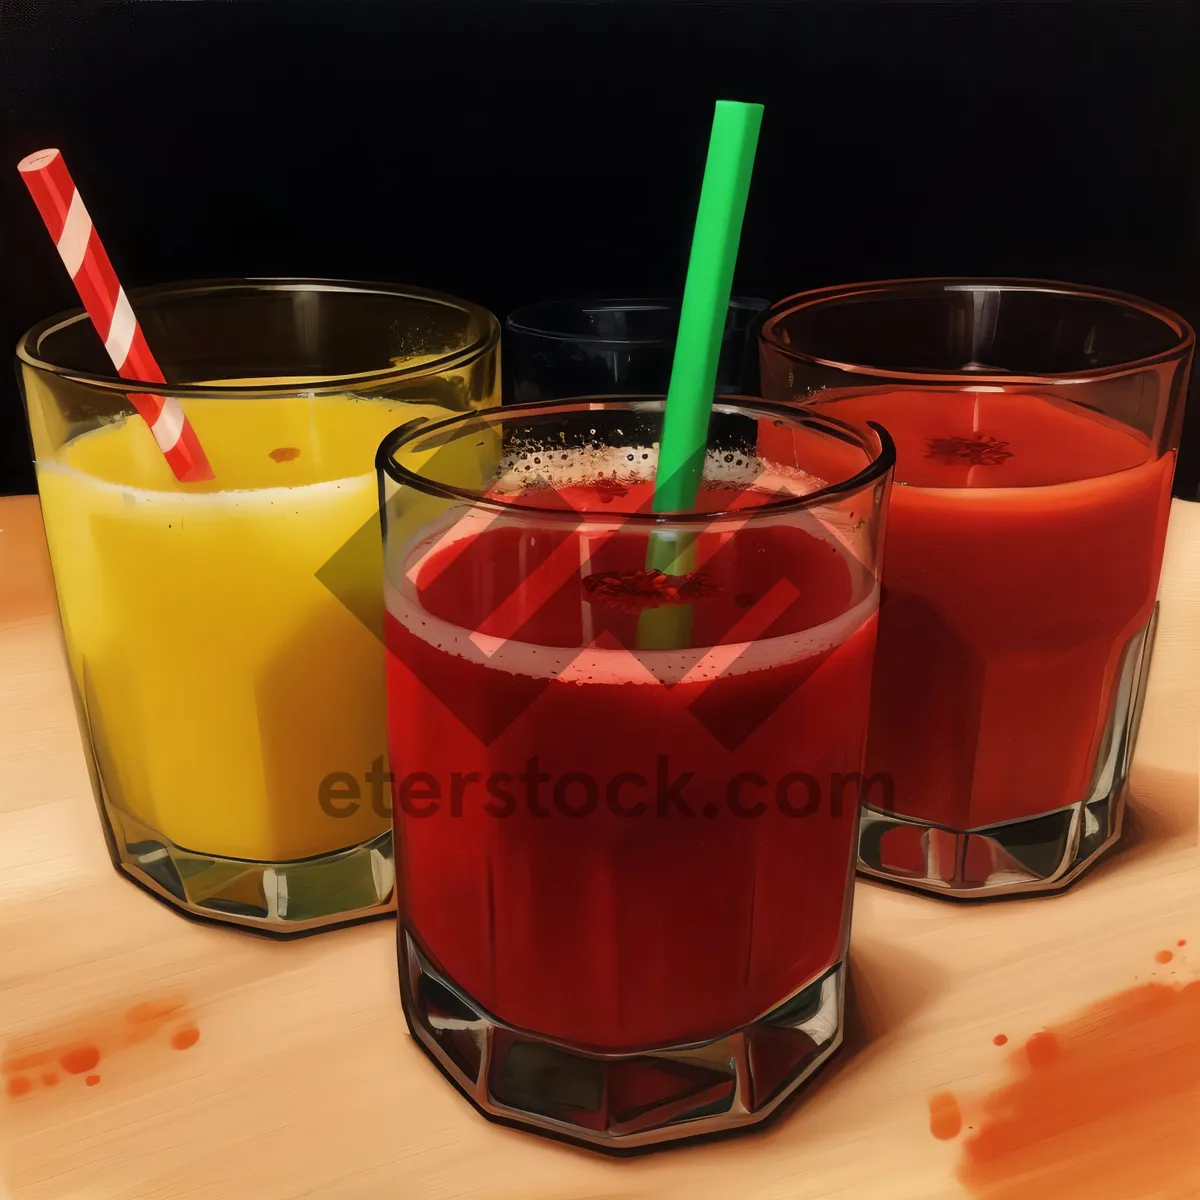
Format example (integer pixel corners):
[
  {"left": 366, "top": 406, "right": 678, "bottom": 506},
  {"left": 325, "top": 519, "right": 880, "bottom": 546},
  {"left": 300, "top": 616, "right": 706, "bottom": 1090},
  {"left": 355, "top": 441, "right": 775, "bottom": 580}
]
[
  {"left": 490, "top": 443, "right": 828, "bottom": 503},
  {"left": 385, "top": 445, "right": 879, "bottom": 687}
]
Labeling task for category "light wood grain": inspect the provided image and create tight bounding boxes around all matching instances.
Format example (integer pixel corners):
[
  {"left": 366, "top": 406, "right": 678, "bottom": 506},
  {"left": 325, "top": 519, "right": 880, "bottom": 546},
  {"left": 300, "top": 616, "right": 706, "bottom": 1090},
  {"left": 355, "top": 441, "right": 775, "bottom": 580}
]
[{"left": 0, "top": 494, "right": 1196, "bottom": 1200}]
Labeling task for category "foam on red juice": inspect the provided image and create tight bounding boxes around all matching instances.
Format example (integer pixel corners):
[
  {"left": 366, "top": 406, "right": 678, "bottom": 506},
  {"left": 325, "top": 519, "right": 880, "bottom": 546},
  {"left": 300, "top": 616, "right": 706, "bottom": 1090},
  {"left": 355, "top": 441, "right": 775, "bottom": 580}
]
[
  {"left": 385, "top": 449, "right": 878, "bottom": 1050},
  {"left": 809, "top": 390, "right": 1173, "bottom": 830}
]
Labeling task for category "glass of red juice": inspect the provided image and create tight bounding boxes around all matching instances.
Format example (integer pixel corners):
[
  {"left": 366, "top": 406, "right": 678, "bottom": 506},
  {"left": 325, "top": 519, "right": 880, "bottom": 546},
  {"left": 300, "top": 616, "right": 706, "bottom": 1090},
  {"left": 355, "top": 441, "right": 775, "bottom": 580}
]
[
  {"left": 760, "top": 279, "right": 1194, "bottom": 899},
  {"left": 377, "top": 397, "right": 893, "bottom": 1149}
]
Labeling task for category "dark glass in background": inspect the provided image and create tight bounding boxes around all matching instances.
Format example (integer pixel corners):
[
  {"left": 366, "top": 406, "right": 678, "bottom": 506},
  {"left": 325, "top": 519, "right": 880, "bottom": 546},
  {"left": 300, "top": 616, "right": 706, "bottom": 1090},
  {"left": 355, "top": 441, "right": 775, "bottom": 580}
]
[{"left": 504, "top": 297, "right": 767, "bottom": 403}]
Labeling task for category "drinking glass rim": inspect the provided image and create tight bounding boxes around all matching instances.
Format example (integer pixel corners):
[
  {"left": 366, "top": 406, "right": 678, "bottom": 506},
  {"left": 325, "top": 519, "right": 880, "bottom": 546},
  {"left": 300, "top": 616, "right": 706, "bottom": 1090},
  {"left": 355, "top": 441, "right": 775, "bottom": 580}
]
[
  {"left": 377, "top": 395, "right": 895, "bottom": 524},
  {"left": 16, "top": 277, "right": 500, "bottom": 396},
  {"left": 759, "top": 277, "right": 1196, "bottom": 385},
  {"left": 505, "top": 296, "right": 769, "bottom": 346}
]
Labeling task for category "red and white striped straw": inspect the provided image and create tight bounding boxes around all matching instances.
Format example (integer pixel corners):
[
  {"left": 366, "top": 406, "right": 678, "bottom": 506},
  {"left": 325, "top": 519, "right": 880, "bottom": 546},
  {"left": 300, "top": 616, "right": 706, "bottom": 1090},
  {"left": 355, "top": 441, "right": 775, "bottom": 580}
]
[{"left": 18, "top": 148, "right": 214, "bottom": 483}]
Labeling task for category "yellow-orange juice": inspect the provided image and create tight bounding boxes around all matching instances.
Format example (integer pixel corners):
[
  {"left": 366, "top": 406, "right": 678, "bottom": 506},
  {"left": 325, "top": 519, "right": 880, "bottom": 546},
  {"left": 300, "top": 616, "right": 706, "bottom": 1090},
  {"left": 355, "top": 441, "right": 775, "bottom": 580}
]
[{"left": 36, "top": 393, "right": 442, "bottom": 863}]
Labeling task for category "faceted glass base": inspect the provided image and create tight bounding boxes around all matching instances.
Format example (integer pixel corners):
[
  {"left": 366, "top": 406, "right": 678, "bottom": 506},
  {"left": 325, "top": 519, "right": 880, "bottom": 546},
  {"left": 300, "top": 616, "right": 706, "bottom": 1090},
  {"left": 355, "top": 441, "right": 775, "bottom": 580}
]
[
  {"left": 400, "top": 929, "right": 846, "bottom": 1150},
  {"left": 858, "top": 792, "right": 1126, "bottom": 897},
  {"left": 107, "top": 806, "right": 396, "bottom": 934},
  {"left": 858, "top": 604, "right": 1158, "bottom": 899}
]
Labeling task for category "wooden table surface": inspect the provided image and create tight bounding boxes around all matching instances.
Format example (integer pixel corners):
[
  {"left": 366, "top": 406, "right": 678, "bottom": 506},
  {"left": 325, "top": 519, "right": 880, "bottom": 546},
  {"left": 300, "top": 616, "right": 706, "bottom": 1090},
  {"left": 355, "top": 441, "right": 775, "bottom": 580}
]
[{"left": 1, "top": 493, "right": 1196, "bottom": 1200}]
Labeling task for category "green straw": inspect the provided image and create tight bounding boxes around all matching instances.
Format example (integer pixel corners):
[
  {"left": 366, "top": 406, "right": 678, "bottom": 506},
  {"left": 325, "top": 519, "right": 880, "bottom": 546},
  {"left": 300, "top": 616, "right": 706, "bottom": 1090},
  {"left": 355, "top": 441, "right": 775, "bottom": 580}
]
[{"left": 638, "top": 99, "right": 764, "bottom": 649}]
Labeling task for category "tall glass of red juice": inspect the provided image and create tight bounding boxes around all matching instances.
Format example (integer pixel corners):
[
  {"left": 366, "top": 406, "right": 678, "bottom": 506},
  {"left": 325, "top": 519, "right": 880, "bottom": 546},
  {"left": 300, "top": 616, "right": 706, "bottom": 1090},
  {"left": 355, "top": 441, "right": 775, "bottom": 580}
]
[
  {"left": 760, "top": 280, "right": 1193, "bottom": 899},
  {"left": 378, "top": 397, "right": 893, "bottom": 1148}
]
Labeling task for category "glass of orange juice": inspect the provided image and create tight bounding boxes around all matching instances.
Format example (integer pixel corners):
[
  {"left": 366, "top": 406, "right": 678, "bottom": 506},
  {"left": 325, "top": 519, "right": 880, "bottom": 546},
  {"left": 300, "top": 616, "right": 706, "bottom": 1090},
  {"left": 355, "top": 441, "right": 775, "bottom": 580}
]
[{"left": 18, "top": 279, "right": 500, "bottom": 933}]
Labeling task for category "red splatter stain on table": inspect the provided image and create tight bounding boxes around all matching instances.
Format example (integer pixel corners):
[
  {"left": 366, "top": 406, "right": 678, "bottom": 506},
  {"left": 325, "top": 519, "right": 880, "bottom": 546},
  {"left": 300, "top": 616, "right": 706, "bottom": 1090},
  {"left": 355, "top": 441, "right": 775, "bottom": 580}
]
[
  {"left": 930, "top": 976, "right": 1200, "bottom": 1199},
  {"left": 171, "top": 1027, "right": 200, "bottom": 1051},
  {"left": 929, "top": 1093, "right": 963, "bottom": 1140},
  {"left": 59, "top": 1045, "right": 100, "bottom": 1075},
  {"left": 2, "top": 992, "right": 200, "bottom": 1100}
]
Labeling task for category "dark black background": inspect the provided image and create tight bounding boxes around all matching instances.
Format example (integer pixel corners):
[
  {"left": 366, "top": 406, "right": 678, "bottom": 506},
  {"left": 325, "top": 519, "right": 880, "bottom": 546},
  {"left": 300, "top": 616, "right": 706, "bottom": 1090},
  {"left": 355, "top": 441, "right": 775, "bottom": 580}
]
[{"left": 3, "top": 0, "right": 1199, "bottom": 496}]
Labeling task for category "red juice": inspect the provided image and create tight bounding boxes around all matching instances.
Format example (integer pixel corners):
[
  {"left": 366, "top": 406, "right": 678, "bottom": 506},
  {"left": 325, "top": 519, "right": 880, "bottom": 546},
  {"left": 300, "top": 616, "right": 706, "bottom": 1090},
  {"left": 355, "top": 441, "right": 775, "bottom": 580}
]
[
  {"left": 812, "top": 389, "right": 1174, "bottom": 831},
  {"left": 385, "top": 472, "right": 878, "bottom": 1051}
]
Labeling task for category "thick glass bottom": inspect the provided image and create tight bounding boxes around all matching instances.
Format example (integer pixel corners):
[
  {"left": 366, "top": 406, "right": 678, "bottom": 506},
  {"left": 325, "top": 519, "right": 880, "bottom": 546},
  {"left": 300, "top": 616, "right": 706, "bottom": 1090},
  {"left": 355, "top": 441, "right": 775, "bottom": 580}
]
[
  {"left": 106, "top": 806, "right": 395, "bottom": 934},
  {"left": 858, "top": 604, "right": 1158, "bottom": 899},
  {"left": 858, "top": 793, "right": 1126, "bottom": 897},
  {"left": 399, "top": 929, "right": 846, "bottom": 1151}
]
